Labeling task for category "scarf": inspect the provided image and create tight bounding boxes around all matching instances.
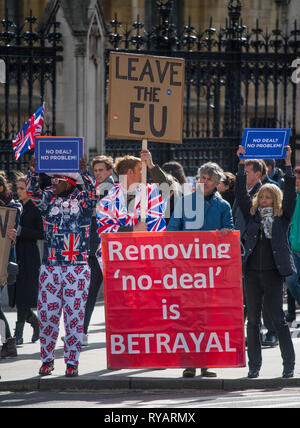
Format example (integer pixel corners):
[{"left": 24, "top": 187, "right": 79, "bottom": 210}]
[{"left": 258, "top": 207, "right": 274, "bottom": 239}]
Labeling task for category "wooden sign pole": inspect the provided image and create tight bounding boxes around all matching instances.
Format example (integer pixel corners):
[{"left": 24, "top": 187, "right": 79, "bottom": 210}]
[{"left": 140, "top": 139, "right": 148, "bottom": 223}]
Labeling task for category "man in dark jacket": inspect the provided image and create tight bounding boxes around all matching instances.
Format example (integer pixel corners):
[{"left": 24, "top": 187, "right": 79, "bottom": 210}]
[
  {"left": 232, "top": 159, "right": 262, "bottom": 241},
  {"left": 167, "top": 162, "right": 234, "bottom": 378}
]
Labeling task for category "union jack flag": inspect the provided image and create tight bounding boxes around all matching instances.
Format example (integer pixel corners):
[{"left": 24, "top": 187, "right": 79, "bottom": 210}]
[
  {"left": 96, "top": 183, "right": 166, "bottom": 235},
  {"left": 62, "top": 234, "right": 80, "bottom": 264},
  {"left": 46, "top": 283, "right": 57, "bottom": 295},
  {"left": 12, "top": 103, "right": 45, "bottom": 160},
  {"left": 48, "top": 302, "right": 59, "bottom": 312},
  {"left": 49, "top": 315, "right": 60, "bottom": 326},
  {"left": 74, "top": 298, "right": 81, "bottom": 310},
  {"left": 77, "top": 279, "right": 85, "bottom": 291},
  {"left": 65, "top": 288, "right": 76, "bottom": 297}
]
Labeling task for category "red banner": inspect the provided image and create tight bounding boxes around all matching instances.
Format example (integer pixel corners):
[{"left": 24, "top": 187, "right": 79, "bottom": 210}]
[{"left": 101, "top": 231, "right": 245, "bottom": 369}]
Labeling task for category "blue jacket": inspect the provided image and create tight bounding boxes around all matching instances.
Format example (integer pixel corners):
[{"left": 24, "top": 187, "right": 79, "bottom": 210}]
[{"left": 167, "top": 190, "right": 234, "bottom": 231}]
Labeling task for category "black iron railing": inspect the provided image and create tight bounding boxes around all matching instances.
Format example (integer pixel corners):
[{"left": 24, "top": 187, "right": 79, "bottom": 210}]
[
  {"left": 0, "top": 8, "right": 63, "bottom": 176},
  {"left": 105, "top": 0, "right": 300, "bottom": 175}
]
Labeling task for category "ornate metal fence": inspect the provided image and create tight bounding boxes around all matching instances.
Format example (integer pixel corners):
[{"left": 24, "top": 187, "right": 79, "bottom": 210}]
[
  {"left": 105, "top": 0, "right": 300, "bottom": 176},
  {"left": 0, "top": 9, "right": 62, "bottom": 176}
]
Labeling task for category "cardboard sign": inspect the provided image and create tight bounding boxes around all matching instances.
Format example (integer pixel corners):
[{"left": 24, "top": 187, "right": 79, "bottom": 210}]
[
  {"left": 34, "top": 136, "right": 84, "bottom": 173},
  {"left": 107, "top": 52, "right": 185, "bottom": 144},
  {"left": 101, "top": 231, "right": 245, "bottom": 369},
  {"left": 0, "top": 207, "right": 17, "bottom": 283},
  {"left": 241, "top": 128, "right": 290, "bottom": 159}
]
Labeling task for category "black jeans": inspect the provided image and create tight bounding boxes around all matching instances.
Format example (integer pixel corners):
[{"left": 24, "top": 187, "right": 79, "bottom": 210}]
[
  {"left": 83, "top": 256, "right": 103, "bottom": 335},
  {"left": 245, "top": 269, "right": 295, "bottom": 371}
]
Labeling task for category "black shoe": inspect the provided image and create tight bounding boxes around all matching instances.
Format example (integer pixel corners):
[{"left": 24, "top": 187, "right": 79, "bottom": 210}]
[
  {"left": 248, "top": 369, "right": 259, "bottom": 379},
  {"left": 262, "top": 334, "right": 278, "bottom": 347},
  {"left": 183, "top": 368, "right": 196, "bottom": 378},
  {"left": 26, "top": 313, "right": 40, "bottom": 343},
  {"left": 285, "top": 313, "right": 296, "bottom": 323},
  {"left": 282, "top": 370, "right": 294, "bottom": 379},
  {"left": 14, "top": 322, "right": 24, "bottom": 346}
]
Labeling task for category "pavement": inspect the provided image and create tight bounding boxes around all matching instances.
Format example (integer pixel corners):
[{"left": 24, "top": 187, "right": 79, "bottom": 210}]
[{"left": 1, "top": 300, "right": 300, "bottom": 392}]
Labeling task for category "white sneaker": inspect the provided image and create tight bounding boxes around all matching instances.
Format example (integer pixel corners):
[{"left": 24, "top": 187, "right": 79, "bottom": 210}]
[{"left": 82, "top": 334, "right": 88, "bottom": 347}]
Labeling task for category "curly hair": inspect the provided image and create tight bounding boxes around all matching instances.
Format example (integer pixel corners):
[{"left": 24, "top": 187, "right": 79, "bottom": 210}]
[{"left": 250, "top": 183, "right": 283, "bottom": 217}]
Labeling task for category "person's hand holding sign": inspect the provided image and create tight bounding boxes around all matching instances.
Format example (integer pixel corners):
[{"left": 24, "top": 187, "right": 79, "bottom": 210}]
[
  {"left": 284, "top": 145, "right": 292, "bottom": 167},
  {"left": 6, "top": 228, "right": 17, "bottom": 241},
  {"left": 29, "top": 155, "right": 36, "bottom": 173},
  {"left": 79, "top": 157, "right": 87, "bottom": 174},
  {"left": 133, "top": 222, "right": 148, "bottom": 232},
  {"left": 236, "top": 145, "right": 246, "bottom": 163},
  {"left": 140, "top": 149, "right": 155, "bottom": 170}
]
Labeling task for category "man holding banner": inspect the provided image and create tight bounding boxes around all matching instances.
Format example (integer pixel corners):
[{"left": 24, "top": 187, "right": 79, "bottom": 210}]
[
  {"left": 96, "top": 154, "right": 166, "bottom": 238},
  {"left": 26, "top": 157, "right": 97, "bottom": 377}
]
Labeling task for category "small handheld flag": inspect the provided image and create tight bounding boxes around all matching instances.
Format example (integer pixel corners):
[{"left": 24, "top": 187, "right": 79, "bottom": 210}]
[{"left": 12, "top": 103, "right": 45, "bottom": 160}]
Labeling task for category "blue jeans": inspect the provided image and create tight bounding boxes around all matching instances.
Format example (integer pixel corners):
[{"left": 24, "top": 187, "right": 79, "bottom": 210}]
[{"left": 285, "top": 251, "right": 300, "bottom": 306}]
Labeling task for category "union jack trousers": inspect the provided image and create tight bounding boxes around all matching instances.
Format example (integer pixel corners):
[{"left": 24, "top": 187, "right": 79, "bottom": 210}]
[{"left": 38, "top": 264, "right": 90, "bottom": 367}]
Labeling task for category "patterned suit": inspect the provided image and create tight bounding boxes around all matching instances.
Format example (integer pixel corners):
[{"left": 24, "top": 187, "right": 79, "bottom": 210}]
[{"left": 27, "top": 172, "right": 96, "bottom": 367}]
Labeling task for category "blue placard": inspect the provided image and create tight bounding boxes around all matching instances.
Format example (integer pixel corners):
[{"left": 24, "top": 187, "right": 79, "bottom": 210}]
[
  {"left": 35, "top": 137, "right": 84, "bottom": 173},
  {"left": 241, "top": 128, "right": 290, "bottom": 159}
]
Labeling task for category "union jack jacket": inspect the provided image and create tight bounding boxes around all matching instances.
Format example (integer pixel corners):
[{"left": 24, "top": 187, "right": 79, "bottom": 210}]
[{"left": 26, "top": 172, "right": 97, "bottom": 266}]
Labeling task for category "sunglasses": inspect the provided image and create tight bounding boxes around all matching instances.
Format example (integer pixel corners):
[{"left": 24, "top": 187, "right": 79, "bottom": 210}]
[{"left": 51, "top": 177, "right": 67, "bottom": 185}]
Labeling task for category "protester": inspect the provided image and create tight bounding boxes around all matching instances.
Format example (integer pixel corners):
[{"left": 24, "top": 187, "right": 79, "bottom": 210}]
[
  {"left": 217, "top": 172, "right": 236, "bottom": 207},
  {"left": 161, "top": 161, "right": 188, "bottom": 186},
  {"left": 13, "top": 174, "right": 44, "bottom": 345},
  {"left": 26, "top": 157, "right": 97, "bottom": 377},
  {"left": 260, "top": 159, "right": 280, "bottom": 187},
  {"left": 167, "top": 162, "right": 234, "bottom": 378},
  {"left": 264, "top": 158, "right": 285, "bottom": 189},
  {"left": 0, "top": 174, "right": 21, "bottom": 358},
  {"left": 96, "top": 154, "right": 166, "bottom": 236},
  {"left": 83, "top": 155, "right": 115, "bottom": 345},
  {"left": 285, "top": 166, "right": 300, "bottom": 306},
  {"left": 236, "top": 145, "right": 296, "bottom": 379},
  {"left": 232, "top": 159, "right": 262, "bottom": 240}
]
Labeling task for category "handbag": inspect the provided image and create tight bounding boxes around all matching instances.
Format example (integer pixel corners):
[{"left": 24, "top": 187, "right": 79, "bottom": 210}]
[{"left": 7, "top": 262, "right": 19, "bottom": 285}]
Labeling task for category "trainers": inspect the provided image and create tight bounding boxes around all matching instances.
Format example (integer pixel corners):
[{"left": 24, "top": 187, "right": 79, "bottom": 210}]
[
  {"left": 39, "top": 361, "right": 54, "bottom": 376},
  {"left": 65, "top": 364, "right": 79, "bottom": 377},
  {"left": 183, "top": 368, "right": 196, "bottom": 378},
  {"left": 200, "top": 368, "right": 217, "bottom": 377}
]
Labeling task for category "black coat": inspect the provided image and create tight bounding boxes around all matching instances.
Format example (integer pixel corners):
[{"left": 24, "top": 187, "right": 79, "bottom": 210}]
[
  {"left": 15, "top": 200, "right": 44, "bottom": 309},
  {"left": 233, "top": 181, "right": 262, "bottom": 240},
  {"left": 235, "top": 164, "right": 297, "bottom": 278}
]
